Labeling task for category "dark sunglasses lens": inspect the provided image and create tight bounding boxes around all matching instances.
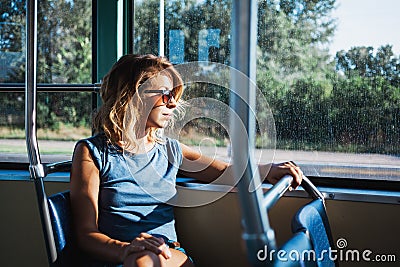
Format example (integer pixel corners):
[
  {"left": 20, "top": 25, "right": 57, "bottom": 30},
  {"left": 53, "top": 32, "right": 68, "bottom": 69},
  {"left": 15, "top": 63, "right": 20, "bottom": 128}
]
[
  {"left": 162, "top": 91, "right": 174, "bottom": 103},
  {"left": 162, "top": 94, "right": 169, "bottom": 103}
]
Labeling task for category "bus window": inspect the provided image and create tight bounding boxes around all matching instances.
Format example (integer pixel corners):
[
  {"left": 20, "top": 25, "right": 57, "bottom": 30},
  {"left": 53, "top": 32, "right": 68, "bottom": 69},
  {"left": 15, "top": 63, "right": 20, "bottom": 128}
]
[
  {"left": 133, "top": 0, "right": 400, "bottom": 183},
  {"left": 0, "top": 0, "right": 93, "bottom": 163}
]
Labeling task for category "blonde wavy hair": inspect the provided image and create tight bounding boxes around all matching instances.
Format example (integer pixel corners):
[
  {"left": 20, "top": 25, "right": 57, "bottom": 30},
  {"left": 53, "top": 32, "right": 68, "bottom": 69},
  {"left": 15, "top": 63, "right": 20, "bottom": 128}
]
[{"left": 93, "top": 54, "right": 184, "bottom": 152}]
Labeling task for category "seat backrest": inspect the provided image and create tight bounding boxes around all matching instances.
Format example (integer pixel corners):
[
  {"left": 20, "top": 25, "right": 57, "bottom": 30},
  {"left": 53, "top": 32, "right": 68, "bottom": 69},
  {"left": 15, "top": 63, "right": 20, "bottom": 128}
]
[
  {"left": 48, "top": 191, "right": 71, "bottom": 254},
  {"left": 291, "top": 199, "right": 336, "bottom": 267},
  {"left": 272, "top": 232, "right": 316, "bottom": 267},
  {"left": 48, "top": 191, "right": 102, "bottom": 267},
  {"left": 47, "top": 191, "right": 83, "bottom": 267}
]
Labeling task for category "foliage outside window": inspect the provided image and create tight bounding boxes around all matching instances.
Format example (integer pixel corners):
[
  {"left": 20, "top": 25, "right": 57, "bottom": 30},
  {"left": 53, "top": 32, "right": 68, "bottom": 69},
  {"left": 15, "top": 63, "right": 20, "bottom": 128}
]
[
  {"left": 135, "top": 0, "right": 400, "bottom": 156},
  {"left": 0, "top": 0, "right": 93, "bottom": 148}
]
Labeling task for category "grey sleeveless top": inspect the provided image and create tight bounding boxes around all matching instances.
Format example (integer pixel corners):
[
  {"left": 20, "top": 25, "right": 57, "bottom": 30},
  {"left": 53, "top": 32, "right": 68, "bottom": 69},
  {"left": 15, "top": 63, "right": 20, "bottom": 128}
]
[{"left": 77, "top": 133, "right": 182, "bottom": 243}]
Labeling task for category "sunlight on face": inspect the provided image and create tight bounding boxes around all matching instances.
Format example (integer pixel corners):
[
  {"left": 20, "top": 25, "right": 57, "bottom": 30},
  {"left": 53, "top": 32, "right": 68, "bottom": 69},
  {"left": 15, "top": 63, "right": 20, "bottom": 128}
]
[{"left": 142, "top": 75, "right": 175, "bottom": 129}]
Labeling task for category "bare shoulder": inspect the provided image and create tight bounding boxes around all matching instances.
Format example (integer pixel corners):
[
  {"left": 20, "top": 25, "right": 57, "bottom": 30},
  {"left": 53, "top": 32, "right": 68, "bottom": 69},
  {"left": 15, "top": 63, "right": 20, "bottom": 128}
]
[
  {"left": 72, "top": 141, "right": 91, "bottom": 161},
  {"left": 70, "top": 141, "right": 99, "bottom": 189}
]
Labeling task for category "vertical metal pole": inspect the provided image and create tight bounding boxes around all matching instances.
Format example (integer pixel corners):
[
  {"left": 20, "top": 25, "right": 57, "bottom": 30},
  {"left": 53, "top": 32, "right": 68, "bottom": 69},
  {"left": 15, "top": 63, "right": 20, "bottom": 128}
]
[
  {"left": 230, "top": 0, "right": 276, "bottom": 265},
  {"left": 117, "top": 0, "right": 124, "bottom": 59},
  {"left": 159, "top": 0, "right": 164, "bottom": 56},
  {"left": 123, "top": 0, "right": 134, "bottom": 55},
  {"left": 117, "top": 0, "right": 134, "bottom": 57},
  {"left": 26, "top": 0, "right": 57, "bottom": 263},
  {"left": 91, "top": 0, "right": 99, "bottom": 121},
  {"left": 26, "top": 0, "right": 41, "bottom": 170}
]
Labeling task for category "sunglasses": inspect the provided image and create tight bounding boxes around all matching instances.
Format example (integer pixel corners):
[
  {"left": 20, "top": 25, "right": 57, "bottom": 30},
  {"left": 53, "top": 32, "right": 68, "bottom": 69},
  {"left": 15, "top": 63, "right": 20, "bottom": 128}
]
[{"left": 144, "top": 89, "right": 176, "bottom": 104}]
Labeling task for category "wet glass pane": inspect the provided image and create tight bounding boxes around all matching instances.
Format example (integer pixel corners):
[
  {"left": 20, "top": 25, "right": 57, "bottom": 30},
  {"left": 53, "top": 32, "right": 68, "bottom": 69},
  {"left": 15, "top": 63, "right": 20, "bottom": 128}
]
[
  {"left": 256, "top": 0, "right": 400, "bottom": 180},
  {"left": 134, "top": 0, "right": 400, "bottom": 181}
]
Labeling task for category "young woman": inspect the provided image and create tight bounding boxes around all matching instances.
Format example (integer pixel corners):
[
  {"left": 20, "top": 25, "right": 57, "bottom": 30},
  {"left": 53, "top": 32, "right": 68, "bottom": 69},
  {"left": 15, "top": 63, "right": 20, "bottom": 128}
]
[{"left": 70, "top": 54, "right": 303, "bottom": 267}]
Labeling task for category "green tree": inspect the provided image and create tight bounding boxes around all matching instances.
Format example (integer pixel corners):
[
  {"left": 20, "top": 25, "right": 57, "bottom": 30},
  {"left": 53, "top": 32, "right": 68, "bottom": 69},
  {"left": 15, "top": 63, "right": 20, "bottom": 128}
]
[
  {"left": 279, "top": 77, "right": 332, "bottom": 146},
  {"left": 257, "top": 0, "right": 337, "bottom": 149},
  {"left": 336, "top": 45, "right": 400, "bottom": 81},
  {"left": 332, "top": 46, "right": 400, "bottom": 153},
  {"left": 1, "top": 0, "right": 93, "bottom": 131},
  {"left": 257, "top": 0, "right": 336, "bottom": 82},
  {"left": 133, "top": 0, "right": 160, "bottom": 55}
]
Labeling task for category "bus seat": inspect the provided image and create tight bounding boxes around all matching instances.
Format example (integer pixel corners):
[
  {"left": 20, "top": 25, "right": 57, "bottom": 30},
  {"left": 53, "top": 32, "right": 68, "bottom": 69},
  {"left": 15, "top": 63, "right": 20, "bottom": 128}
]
[
  {"left": 291, "top": 199, "right": 336, "bottom": 267},
  {"left": 272, "top": 231, "right": 316, "bottom": 267},
  {"left": 48, "top": 191, "right": 72, "bottom": 255},
  {"left": 47, "top": 190, "right": 83, "bottom": 266},
  {"left": 48, "top": 190, "right": 101, "bottom": 267}
]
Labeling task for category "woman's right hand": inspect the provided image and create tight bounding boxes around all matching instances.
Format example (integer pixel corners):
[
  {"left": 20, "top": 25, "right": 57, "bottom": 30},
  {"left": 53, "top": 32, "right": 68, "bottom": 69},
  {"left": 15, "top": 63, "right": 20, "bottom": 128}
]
[{"left": 121, "top": 232, "right": 172, "bottom": 261}]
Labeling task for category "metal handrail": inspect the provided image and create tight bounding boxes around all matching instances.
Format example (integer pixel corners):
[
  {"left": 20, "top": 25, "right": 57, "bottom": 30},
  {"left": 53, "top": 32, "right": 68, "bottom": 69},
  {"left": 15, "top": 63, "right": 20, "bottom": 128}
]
[
  {"left": 1, "top": 83, "right": 101, "bottom": 92},
  {"left": 262, "top": 175, "right": 293, "bottom": 211},
  {"left": 25, "top": 0, "right": 42, "bottom": 179},
  {"left": 44, "top": 160, "right": 72, "bottom": 176},
  {"left": 263, "top": 175, "right": 326, "bottom": 212},
  {"left": 302, "top": 175, "right": 326, "bottom": 201},
  {"left": 25, "top": 0, "right": 58, "bottom": 263}
]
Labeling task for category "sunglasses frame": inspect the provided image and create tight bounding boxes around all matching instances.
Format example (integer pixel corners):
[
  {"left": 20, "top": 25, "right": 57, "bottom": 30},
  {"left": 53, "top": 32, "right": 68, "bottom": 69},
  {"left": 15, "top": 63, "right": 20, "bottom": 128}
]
[{"left": 144, "top": 89, "right": 176, "bottom": 104}]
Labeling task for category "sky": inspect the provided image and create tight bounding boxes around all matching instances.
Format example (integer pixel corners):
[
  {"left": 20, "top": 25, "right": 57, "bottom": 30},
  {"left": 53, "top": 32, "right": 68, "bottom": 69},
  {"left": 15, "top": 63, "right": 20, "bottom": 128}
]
[{"left": 329, "top": 0, "right": 400, "bottom": 56}]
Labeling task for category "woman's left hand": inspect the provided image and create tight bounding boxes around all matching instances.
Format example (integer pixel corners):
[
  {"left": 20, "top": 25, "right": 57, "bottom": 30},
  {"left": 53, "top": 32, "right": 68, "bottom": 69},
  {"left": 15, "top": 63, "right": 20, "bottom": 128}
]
[{"left": 265, "top": 161, "right": 303, "bottom": 189}]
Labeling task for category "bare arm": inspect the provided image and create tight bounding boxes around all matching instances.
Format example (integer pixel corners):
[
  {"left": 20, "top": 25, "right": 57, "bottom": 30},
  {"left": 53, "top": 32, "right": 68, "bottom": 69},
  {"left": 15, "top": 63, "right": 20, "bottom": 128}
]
[
  {"left": 70, "top": 143, "right": 130, "bottom": 262},
  {"left": 178, "top": 143, "right": 230, "bottom": 183},
  {"left": 179, "top": 143, "right": 302, "bottom": 188}
]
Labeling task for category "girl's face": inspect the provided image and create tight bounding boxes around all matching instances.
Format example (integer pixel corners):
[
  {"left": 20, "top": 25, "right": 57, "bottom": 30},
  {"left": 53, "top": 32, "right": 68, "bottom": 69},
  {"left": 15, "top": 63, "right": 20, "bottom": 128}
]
[{"left": 142, "top": 75, "right": 177, "bottom": 130}]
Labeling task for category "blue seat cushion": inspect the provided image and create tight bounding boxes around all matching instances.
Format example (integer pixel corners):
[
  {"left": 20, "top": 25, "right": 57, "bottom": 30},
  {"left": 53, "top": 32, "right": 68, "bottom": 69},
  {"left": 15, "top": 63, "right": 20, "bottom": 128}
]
[{"left": 291, "top": 199, "right": 335, "bottom": 267}]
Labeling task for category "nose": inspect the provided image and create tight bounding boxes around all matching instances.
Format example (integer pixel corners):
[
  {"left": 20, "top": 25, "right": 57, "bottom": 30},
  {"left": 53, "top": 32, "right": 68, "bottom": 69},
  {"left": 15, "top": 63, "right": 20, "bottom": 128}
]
[{"left": 166, "top": 95, "right": 177, "bottom": 108}]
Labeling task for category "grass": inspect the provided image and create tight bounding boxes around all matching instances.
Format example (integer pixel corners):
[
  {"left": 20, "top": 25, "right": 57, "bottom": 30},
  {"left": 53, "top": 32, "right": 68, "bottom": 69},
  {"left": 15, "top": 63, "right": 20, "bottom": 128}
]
[
  {"left": 0, "top": 125, "right": 90, "bottom": 155},
  {"left": 0, "top": 139, "right": 76, "bottom": 155},
  {"left": 0, "top": 125, "right": 91, "bottom": 141}
]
